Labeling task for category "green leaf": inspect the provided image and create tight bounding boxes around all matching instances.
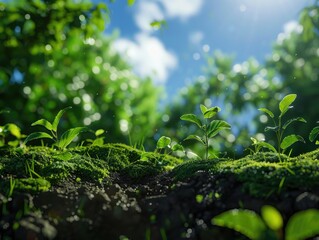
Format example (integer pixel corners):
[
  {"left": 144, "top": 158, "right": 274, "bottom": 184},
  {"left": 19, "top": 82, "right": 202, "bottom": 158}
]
[
  {"left": 180, "top": 114, "right": 202, "bottom": 128},
  {"left": 200, "top": 104, "right": 208, "bottom": 115},
  {"left": 280, "top": 134, "right": 305, "bottom": 150},
  {"left": 24, "top": 132, "right": 53, "bottom": 145},
  {"left": 55, "top": 127, "right": 88, "bottom": 149},
  {"left": 258, "top": 108, "right": 274, "bottom": 118},
  {"left": 309, "top": 126, "right": 319, "bottom": 142},
  {"left": 279, "top": 94, "right": 296, "bottom": 117},
  {"left": 5, "top": 123, "right": 21, "bottom": 138},
  {"left": 253, "top": 140, "right": 277, "bottom": 153},
  {"left": 203, "top": 106, "right": 220, "bottom": 119},
  {"left": 52, "top": 106, "right": 72, "bottom": 133},
  {"left": 286, "top": 209, "right": 319, "bottom": 240},
  {"left": 127, "top": 0, "right": 135, "bottom": 6},
  {"left": 283, "top": 117, "right": 307, "bottom": 130},
  {"left": 92, "top": 137, "right": 105, "bottom": 146},
  {"left": 212, "top": 209, "right": 267, "bottom": 240},
  {"left": 95, "top": 129, "right": 105, "bottom": 137},
  {"left": 207, "top": 120, "right": 231, "bottom": 138},
  {"left": 261, "top": 205, "right": 283, "bottom": 231},
  {"left": 31, "top": 119, "right": 53, "bottom": 131},
  {"left": 172, "top": 144, "right": 184, "bottom": 152},
  {"left": 156, "top": 136, "right": 171, "bottom": 149},
  {"left": 184, "top": 135, "right": 205, "bottom": 145}
]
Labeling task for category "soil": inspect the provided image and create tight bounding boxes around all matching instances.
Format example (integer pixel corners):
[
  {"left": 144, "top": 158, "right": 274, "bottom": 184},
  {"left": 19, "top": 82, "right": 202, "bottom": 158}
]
[{"left": 1, "top": 170, "right": 319, "bottom": 240}]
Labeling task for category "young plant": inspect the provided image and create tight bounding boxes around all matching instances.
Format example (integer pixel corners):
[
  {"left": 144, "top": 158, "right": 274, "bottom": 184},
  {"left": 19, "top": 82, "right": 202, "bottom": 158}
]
[
  {"left": 180, "top": 104, "right": 231, "bottom": 160},
  {"left": 248, "top": 137, "right": 277, "bottom": 154},
  {"left": 212, "top": 205, "right": 319, "bottom": 240},
  {"left": 86, "top": 129, "right": 106, "bottom": 146},
  {"left": 309, "top": 121, "right": 319, "bottom": 145},
  {"left": 156, "top": 136, "right": 184, "bottom": 155},
  {"left": 0, "top": 110, "right": 25, "bottom": 147},
  {"left": 24, "top": 106, "right": 87, "bottom": 149},
  {"left": 259, "top": 94, "right": 306, "bottom": 156}
]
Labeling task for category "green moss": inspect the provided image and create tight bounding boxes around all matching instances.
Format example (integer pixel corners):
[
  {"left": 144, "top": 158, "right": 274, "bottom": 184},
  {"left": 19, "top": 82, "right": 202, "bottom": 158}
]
[
  {"left": 14, "top": 178, "right": 51, "bottom": 192},
  {"left": 171, "top": 149, "right": 319, "bottom": 198},
  {"left": 73, "top": 143, "right": 142, "bottom": 171},
  {"left": 171, "top": 159, "right": 217, "bottom": 181},
  {"left": 122, "top": 152, "right": 182, "bottom": 180}
]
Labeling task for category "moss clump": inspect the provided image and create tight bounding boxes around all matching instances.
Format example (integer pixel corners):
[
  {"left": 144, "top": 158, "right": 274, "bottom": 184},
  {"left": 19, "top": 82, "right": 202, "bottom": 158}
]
[
  {"left": 122, "top": 152, "right": 182, "bottom": 180},
  {"left": 73, "top": 143, "right": 142, "bottom": 171},
  {"left": 14, "top": 178, "right": 51, "bottom": 192},
  {"left": 171, "top": 159, "right": 218, "bottom": 181},
  {"left": 170, "top": 148, "right": 319, "bottom": 198}
]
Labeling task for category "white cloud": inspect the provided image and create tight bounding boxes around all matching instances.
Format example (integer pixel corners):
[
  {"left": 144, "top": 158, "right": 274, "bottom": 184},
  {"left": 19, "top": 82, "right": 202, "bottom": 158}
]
[
  {"left": 113, "top": 33, "right": 178, "bottom": 84},
  {"left": 134, "top": 1, "right": 164, "bottom": 32},
  {"left": 189, "top": 31, "right": 204, "bottom": 45},
  {"left": 160, "top": 0, "right": 204, "bottom": 20},
  {"left": 277, "top": 21, "right": 303, "bottom": 44},
  {"left": 134, "top": 0, "right": 204, "bottom": 32}
]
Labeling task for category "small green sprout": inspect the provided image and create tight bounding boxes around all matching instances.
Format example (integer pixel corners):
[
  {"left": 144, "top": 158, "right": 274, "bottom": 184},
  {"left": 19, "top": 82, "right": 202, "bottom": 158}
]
[
  {"left": 180, "top": 104, "right": 231, "bottom": 160},
  {"left": 0, "top": 110, "right": 25, "bottom": 147},
  {"left": 259, "top": 94, "right": 306, "bottom": 156},
  {"left": 249, "top": 137, "right": 277, "bottom": 154},
  {"left": 212, "top": 206, "right": 319, "bottom": 240},
  {"left": 156, "top": 136, "right": 184, "bottom": 154},
  {"left": 309, "top": 121, "right": 319, "bottom": 145},
  {"left": 24, "top": 106, "right": 88, "bottom": 149},
  {"left": 86, "top": 129, "right": 106, "bottom": 146}
]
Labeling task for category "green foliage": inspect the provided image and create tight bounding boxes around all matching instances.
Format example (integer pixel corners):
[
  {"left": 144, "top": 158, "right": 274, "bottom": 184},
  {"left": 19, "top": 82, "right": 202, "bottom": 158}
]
[
  {"left": 180, "top": 104, "right": 231, "bottom": 160},
  {"left": 0, "top": 0, "right": 160, "bottom": 147},
  {"left": 86, "top": 129, "right": 106, "bottom": 146},
  {"left": 212, "top": 206, "right": 319, "bottom": 240},
  {"left": 212, "top": 208, "right": 267, "bottom": 240},
  {"left": 309, "top": 122, "right": 319, "bottom": 145},
  {"left": 258, "top": 94, "right": 306, "bottom": 156},
  {"left": 156, "top": 136, "right": 184, "bottom": 155},
  {"left": 24, "top": 107, "right": 88, "bottom": 149}
]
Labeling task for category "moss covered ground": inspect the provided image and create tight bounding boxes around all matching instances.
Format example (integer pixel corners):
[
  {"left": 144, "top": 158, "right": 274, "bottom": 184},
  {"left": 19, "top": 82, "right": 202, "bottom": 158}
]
[{"left": 1, "top": 144, "right": 319, "bottom": 239}]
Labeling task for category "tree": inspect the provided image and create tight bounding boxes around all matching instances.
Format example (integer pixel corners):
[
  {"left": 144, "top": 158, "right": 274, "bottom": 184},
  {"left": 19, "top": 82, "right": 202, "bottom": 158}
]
[{"left": 0, "top": 0, "right": 160, "bottom": 145}]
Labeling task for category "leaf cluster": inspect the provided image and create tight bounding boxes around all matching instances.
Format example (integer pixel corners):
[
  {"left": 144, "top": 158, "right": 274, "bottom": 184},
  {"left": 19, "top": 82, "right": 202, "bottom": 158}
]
[
  {"left": 259, "top": 94, "right": 306, "bottom": 156},
  {"left": 180, "top": 104, "right": 231, "bottom": 160},
  {"left": 24, "top": 107, "right": 87, "bottom": 149},
  {"left": 212, "top": 206, "right": 319, "bottom": 240}
]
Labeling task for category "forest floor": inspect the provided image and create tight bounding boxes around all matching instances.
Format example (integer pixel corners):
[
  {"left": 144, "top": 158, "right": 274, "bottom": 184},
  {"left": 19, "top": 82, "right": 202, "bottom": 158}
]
[{"left": 1, "top": 144, "right": 319, "bottom": 240}]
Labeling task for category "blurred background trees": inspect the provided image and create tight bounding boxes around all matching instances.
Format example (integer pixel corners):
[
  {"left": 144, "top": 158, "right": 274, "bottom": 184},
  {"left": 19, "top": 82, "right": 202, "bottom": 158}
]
[
  {"left": 0, "top": 0, "right": 318, "bottom": 156},
  {"left": 159, "top": 1, "right": 319, "bottom": 156},
  {"left": 0, "top": 0, "right": 160, "bottom": 145}
]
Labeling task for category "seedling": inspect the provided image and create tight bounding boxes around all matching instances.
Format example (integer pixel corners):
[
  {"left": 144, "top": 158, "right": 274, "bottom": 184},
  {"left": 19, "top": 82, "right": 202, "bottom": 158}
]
[
  {"left": 259, "top": 94, "right": 306, "bottom": 157},
  {"left": 156, "top": 136, "right": 184, "bottom": 155},
  {"left": 309, "top": 121, "right": 319, "bottom": 145},
  {"left": 180, "top": 104, "right": 231, "bottom": 160},
  {"left": 0, "top": 110, "right": 25, "bottom": 147},
  {"left": 248, "top": 137, "right": 277, "bottom": 154},
  {"left": 86, "top": 129, "right": 106, "bottom": 146},
  {"left": 212, "top": 205, "right": 319, "bottom": 240},
  {"left": 24, "top": 106, "right": 88, "bottom": 149}
]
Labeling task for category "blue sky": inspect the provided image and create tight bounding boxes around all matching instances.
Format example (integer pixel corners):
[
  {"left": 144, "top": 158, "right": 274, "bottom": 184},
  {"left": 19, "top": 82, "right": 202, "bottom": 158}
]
[{"left": 102, "top": 0, "right": 313, "bottom": 99}]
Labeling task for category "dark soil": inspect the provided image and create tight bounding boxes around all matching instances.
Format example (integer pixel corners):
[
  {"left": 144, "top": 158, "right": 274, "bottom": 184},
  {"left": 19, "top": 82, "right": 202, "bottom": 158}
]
[{"left": 1, "top": 170, "right": 319, "bottom": 240}]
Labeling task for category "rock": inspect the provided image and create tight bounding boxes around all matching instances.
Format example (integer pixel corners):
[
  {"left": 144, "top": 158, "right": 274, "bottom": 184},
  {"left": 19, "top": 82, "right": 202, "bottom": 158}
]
[{"left": 295, "top": 192, "right": 319, "bottom": 211}]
